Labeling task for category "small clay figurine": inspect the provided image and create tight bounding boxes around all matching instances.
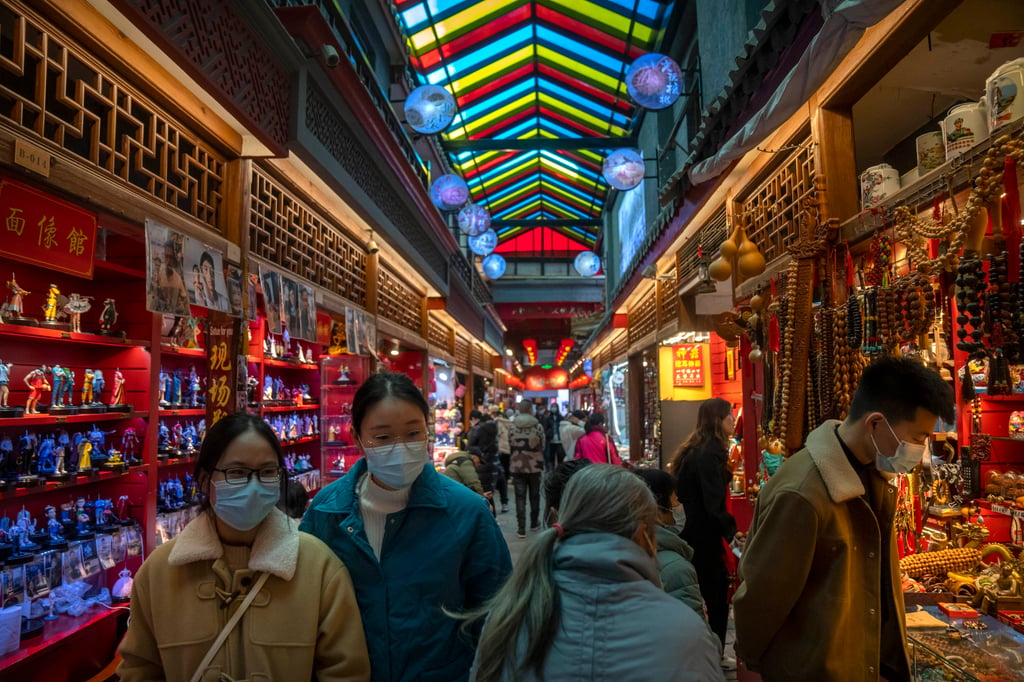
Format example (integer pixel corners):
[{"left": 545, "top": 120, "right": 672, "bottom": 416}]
[
  {"left": 42, "top": 284, "right": 60, "bottom": 321},
  {"left": 99, "top": 298, "right": 118, "bottom": 331},
  {"left": 81, "top": 368, "right": 95, "bottom": 405},
  {"left": 92, "top": 369, "right": 105, "bottom": 404},
  {"left": 3, "top": 274, "right": 29, "bottom": 316},
  {"left": 51, "top": 363, "right": 65, "bottom": 407},
  {"left": 36, "top": 435, "right": 55, "bottom": 474},
  {"left": 110, "top": 368, "right": 126, "bottom": 405},
  {"left": 263, "top": 376, "right": 273, "bottom": 402},
  {"left": 24, "top": 365, "right": 51, "bottom": 414},
  {"left": 0, "top": 359, "right": 13, "bottom": 407},
  {"left": 122, "top": 427, "right": 141, "bottom": 465},
  {"left": 60, "top": 366, "right": 74, "bottom": 406},
  {"left": 188, "top": 367, "right": 202, "bottom": 407},
  {"left": 45, "top": 505, "right": 63, "bottom": 541},
  {"left": 63, "top": 293, "right": 93, "bottom": 333}
]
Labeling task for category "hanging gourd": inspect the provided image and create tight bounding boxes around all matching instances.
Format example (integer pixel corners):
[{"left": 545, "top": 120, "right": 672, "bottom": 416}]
[{"left": 736, "top": 227, "right": 767, "bottom": 278}]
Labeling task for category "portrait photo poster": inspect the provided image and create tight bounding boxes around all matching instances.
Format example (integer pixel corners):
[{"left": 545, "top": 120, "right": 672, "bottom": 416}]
[
  {"left": 280, "top": 274, "right": 317, "bottom": 343},
  {"left": 183, "top": 237, "right": 229, "bottom": 313},
  {"left": 259, "top": 265, "right": 283, "bottom": 336},
  {"left": 145, "top": 220, "right": 190, "bottom": 317}
]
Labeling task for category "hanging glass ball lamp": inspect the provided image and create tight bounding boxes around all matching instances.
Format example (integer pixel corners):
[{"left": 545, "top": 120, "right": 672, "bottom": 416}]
[
  {"left": 458, "top": 203, "right": 491, "bottom": 237},
  {"left": 468, "top": 229, "right": 498, "bottom": 256},
  {"left": 574, "top": 251, "right": 601, "bottom": 277},
  {"left": 404, "top": 85, "right": 456, "bottom": 134},
  {"left": 625, "top": 53, "right": 683, "bottom": 110},
  {"left": 602, "top": 148, "right": 646, "bottom": 190},
  {"left": 481, "top": 253, "right": 506, "bottom": 279},
  {"left": 430, "top": 174, "right": 469, "bottom": 211}
]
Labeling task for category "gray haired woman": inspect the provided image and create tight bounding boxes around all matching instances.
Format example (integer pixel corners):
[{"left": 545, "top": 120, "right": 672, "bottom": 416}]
[{"left": 468, "top": 464, "right": 723, "bottom": 682}]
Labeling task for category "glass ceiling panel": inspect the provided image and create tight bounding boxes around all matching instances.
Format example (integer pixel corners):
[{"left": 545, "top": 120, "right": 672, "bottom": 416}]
[{"left": 394, "top": 0, "right": 674, "bottom": 255}]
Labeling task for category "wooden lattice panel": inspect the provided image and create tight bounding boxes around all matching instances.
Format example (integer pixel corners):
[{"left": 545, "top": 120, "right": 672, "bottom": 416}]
[
  {"left": 454, "top": 336, "right": 470, "bottom": 370},
  {"left": 629, "top": 292, "right": 658, "bottom": 346},
  {"left": 657, "top": 277, "right": 678, "bottom": 329},
  {"left": 0, "top": 1, "right": 224, "bottom": 229},
  {"left": 738, "top": 137, "right": 816, "bottom": 263},
  {"left": 249, "top": 166, "right": 367, "bottom": 307},
  {"left": 427, "top": 317, "right": 451, "bottom": 351},
  {"left": 676, "top": 207, "right": 728, "bottom": 279},
  {"left": 611, "top": 333, "right": 628, "bottom": 362},
  {"left": 473, "top": 344, "right": 487, "bottom": 371},
  {"left": 378, "top": 267, "right": 423, "bottom": 334}
]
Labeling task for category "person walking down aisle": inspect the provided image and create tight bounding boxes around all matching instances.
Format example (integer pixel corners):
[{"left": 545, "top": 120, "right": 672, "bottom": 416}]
[
  {"left": 541, "top": 403, "right": 565, "bottom": 467},
  {"left": 301, "top": 373, "right": 512, "bottom": 682},
  {"left": 118, "top": 413, "right": 370, "bottom": 682},
  {"left": 634, "top": 468, "right": 706, "bottom": 618},
  {"left": 734, "top": 357, "right": 954, "bottom": 682},
  {"left": 669, "top": 398, "right": 738, "bottom": 664},
  {"left": 468, "top": 409, "right": 499, "bottom": 509},
  {"left": 574, "top": 412, "right": 623, "bottom": 465},
  {"left": 508, "top": 400, "right": 545, "bottom": 539},
  {"left": 559, "top": 409, "right": 587, "bottom": 460},
  {"left": 467, "top": 464, "right": 724, "bottom": 682},
  {"left": 491, "top": 405, "right": 511, "bottom": 512}
]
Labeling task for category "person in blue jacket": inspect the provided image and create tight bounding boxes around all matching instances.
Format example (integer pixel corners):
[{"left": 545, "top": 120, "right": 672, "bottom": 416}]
[{"left": 301, "top": 372, "right": 512, "bottom": 682}]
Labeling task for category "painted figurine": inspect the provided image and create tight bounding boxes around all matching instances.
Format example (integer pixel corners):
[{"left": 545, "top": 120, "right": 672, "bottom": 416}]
[
  {"left": 188, "top": 366, "right": 202, "bottom": 407},
  {"left": 81, "top": 368, "right": 95, "bottom": 405},
  {"left": 122, "top": 427, "right": 141, "bottom": 465},
  {"left": 3, "top": 275, "right": 29, "bottom": 316},
  {"left": 76, "top": 433, "right": 93, "bottom": 471},
  {"left": 36, "top": 435, "right": 55, "bottom": 474},
  {"left": 172, "top": 369, "right": 183, "bottom": 406},
  {"left": 0, "top": 359, "right": 12, "bottom": 407},
  {"left": 63, "top": 293, "right": 93, "bottom": 333},
  {"left": 51, "top": 363, "right": 65, "bottom": 407},
  {"left": 24, "top": 365, "right": 51, "bottom": 414},
  {"left": 60, "top": 366, "right": 74, "bottom": 406},
  {"left": 45, "top": 505, "right": 63, "bottom": 542},
  {"left": 159, "top": 370, "right": 171, "bottom": 407},
  {"left": 42, "top": 284, "right": 60, "bottom": 321},
  {"left": 92, "top": 369, "right": 105, "bottom": 404},
  {"left": 111, "top": 368, "right": 126, "bottom": 405},
  {"left": 263, "top": 376, "right": 273, "bottom": 402},
  {"left": 99, "top": 298, "right": 118, "bottom": 331}
]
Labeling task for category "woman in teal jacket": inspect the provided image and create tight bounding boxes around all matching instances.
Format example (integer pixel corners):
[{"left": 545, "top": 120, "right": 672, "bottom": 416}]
[{"left": 301, "top": 373, "right": 512, "bottom": 682}]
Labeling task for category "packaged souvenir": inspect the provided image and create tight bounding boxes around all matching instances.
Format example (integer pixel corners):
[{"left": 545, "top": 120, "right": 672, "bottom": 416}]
[
  {"left": 1010, "top": 413, "right": 1024, "bottom": 440},
  {"left": 938, "top": 602, "right": 979, "bottom": 618}
]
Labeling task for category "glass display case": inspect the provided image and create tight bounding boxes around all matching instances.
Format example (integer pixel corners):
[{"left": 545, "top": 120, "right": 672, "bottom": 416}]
[
  {"left": 320, "top": 354, "right": 370, "bottom": 483},
  {"left": 908, "top": 606, "right": 1024, "bottom": 681}
]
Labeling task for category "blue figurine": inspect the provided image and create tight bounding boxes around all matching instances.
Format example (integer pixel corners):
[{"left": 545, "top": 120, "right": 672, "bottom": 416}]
[
  {"left": 161, "top": 370, "right": 173, "bottom": 406},
  {"left": 182, "top": 423, "right": 197, "bottom": 455},
  {"left": 92, "top": 369, "right": 105, "bottom": 404},
  {"left": 45, "top": 505, "right": 63, "bottom": 542},
  {"left": 274, "top": 377, "right": 285, "bottom": 402},
  {"left": 197, "top": 419, "right": 206, "bottom": 444},
  {"left": 36, "top": 435, "right": 55, "bottom": 475},
  {"left": 183, "top": 473, "right": 195, "bottom": 505},
  {"left": 51, "top": 364, "right": 65, "bottom": 407},
  {"left": 172, "top": 369, "right": 183, "bottom": 406},
  {"left": 61, "top": 367, "right": 74, "bottom": 406},
  {"left": 0, "top": 435, "right": 12, "bottom": 473},
  {"left": 87, "top": 424, "right": 113, "bottom": 460},
  {"left": 158, "top": 423, "right": 170, "bottom": 451},
  {"left": 263, "top": 375, "right": 273, "bottom": 402}
]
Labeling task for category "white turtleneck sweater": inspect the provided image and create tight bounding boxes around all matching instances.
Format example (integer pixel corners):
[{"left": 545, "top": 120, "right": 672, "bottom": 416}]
[{"left": 358, "top": 472, "right": 411, "bottom": 559}]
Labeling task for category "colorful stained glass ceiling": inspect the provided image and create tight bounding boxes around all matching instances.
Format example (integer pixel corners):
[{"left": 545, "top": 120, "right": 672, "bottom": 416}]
[{"left": 394, "top": 0, "right": 675, "bottom": 255}]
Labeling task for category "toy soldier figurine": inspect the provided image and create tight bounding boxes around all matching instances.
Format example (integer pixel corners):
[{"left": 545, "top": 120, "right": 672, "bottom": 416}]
[
  {"left": 62, "top": 293, "right": 93, "bottom": 334},
  {"left": 24, "top": 365, "right": 50, "bottom": 414}
]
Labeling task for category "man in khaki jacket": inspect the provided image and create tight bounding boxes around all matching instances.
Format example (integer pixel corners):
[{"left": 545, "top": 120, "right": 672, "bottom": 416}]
[{"left": 734, "top": 357, "right": 953, "bottom": 682}]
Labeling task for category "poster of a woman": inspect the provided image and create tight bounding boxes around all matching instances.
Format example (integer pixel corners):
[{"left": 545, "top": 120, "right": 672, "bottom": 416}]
[
  {"left": 183, "top": 238, "right": 228, "bottom": 312},
  {"left": 145, "top": 220, "right": 190, "bottom": 316}
]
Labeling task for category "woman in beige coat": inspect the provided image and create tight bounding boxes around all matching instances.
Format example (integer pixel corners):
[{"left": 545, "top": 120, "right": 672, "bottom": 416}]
[{"left": 118, "top": 413, "right": 370, "bottom": 681}]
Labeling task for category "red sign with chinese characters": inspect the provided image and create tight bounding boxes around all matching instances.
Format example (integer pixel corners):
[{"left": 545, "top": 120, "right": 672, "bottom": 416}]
[
  {"left": 0, "top": 177, "right": 97, "bottom": 278},
  {"left": 672, "top": 344, "right": 705, "bottom": 387}
]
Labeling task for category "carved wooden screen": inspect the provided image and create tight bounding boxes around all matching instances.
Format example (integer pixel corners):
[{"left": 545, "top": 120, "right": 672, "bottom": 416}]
[
  {"left": 629, "top": 291, "right": 658, "bottom": 346},
  {"left": 427, "top": 317, "right": 451, "bottom": 352},
  {"left": 611, "top": 332, "right": 628, "bottom": 362},
  {"left": 738, "top": 136, "right": 816, "bottom": 263},
  {"left": 454, "top": 335, "right": 470, "bottom": 371},
  {"left": 657, "top": 277, "right": 678, "bottom": 331},
  {"left": 0, "top": 0, "right": 225, "bottom": 229},
  {"left": 675, "top": 207, "right": 728, "bottom": 280},
  {"left": 378, "top": 267, "right": 423, "bottom": 334},
  {"left": 249, "top": 165, "right": 367, "bottom": 307}
]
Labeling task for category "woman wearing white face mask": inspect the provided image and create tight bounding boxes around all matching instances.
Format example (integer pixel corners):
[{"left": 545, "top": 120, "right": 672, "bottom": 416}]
[
  {"left": 118, "top": 413, "right": 370, "bottom": 682},
  {"left": 301, "top": 373, "right": 512, "bottom": 682}
]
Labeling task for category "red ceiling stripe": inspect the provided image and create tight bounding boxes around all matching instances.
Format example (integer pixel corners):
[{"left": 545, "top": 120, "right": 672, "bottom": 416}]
[
  {"left": 536, "top": 62, "right": 630, "bottom": 111},
  {"left": 415, "top": 5, "right": 533, "bottom": 70},
  {"left": 456, "top": 63, "right": 536, "bottom": 108},
  {"left": 535, "top": 5, "right": 646, "bottom": 62}
]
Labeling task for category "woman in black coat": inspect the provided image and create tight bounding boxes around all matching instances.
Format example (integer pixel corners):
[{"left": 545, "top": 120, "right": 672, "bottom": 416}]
[{"left": 669, "top": 397, "right": 738, "bottom": 651}]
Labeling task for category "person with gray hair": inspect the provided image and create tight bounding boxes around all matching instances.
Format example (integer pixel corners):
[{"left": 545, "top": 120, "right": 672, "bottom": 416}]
[{"left": 467, "top": 464, "right": 723, "bottom": 682}]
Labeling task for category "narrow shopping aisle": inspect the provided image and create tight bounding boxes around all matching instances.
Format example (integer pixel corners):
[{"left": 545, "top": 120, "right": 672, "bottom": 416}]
[{"left": 491, "top": 501, "right": 742, "bottom": 681}]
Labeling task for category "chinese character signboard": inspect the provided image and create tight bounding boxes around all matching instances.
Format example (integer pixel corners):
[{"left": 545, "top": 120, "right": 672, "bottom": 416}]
[
  {"left": 672, "top": 344, "right": 705, "bottom": 387},
  {"left": 206, "top": 310, "right": 241, "bottom": 427},
  {"left": 0, "top": 177, "right": 97, "bottom": 278}
]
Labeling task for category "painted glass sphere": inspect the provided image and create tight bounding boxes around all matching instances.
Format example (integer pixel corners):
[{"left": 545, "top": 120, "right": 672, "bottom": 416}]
[
  {"left": 405, "top": 85, "right": 456, "bottom": 134},
  {"left": 468, "top": 229, "right": 498, "bottom": 256},
  {"left": 458, "top": 203, "right": 491, "bottom": 236},
  {"left": 626, "top": 53, "right": 683, "bottom": 110},
  {"left": 481, "top": 253, "right": 506, "bottom": 279},
  {"left": 602, "top": 148, "right": 646, "bottom": 190},
  {"left": 574, "top": 251, "right": 601, "bottom": 277},
  {"left": 430, "top": 174, "right": 469, "bottom": 211}
]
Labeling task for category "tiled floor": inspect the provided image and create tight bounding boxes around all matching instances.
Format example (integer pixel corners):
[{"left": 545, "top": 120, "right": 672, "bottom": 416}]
[{"left": 492, "top": 497, "right": 741, "bottom": 680}]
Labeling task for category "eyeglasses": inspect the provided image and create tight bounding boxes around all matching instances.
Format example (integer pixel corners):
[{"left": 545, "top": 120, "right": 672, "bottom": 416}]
[
  {"left": 359, "top": 432, "right": 430, "bottom": 454},
  {"left": 213, "top": 466, "right": 283, "bottom": 485}
]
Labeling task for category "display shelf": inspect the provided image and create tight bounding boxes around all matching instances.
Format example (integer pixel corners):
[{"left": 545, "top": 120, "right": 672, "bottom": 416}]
[
  {"left": 989, "top": 436, "right": 1024, "bottom": 443},
  {"left": 980, "top": 394, "right": 1024, "bottom": 402},
  {"left": 157, "top": 456, "right": 198, "bottom": 469},
  {"left": 0, "top": 604, "right": 124, "bottom": 673},
  {"left": 157, "top": 408, "right": 206, "bottom": 417},
  {"left": 323, "top": 383, "right": 360, "bottom": 389},
  {"left": 0, "top": 467, "right": 137, "bottom": 500},
  {"left": 260, "top": 404, "right": 319, "bottom": 413},
  {"left": 262, "top": 358, "right": 319, "bottom": 370},
  {"left": 160, "top": 344, "right": 206, "bottom": 357},
  {"left": 282, "top": 435, "right": 319, "bottom": 446},
  {"left": 0, "top": 322, "right": 149, "bottom": 349},
  {"left": 0, "top": 410, "right": 143, "bottom": 427},
  {"left": 94, "top": 258, "right": 146, "bottom": 279},
  {"left": 323, "top": 440, "right": 352, "bottom": 448}
]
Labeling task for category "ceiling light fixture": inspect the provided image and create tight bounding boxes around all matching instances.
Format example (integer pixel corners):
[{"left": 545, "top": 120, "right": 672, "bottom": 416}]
[{"left": 389, "top": 339, "right": 401, "bottom": 356}]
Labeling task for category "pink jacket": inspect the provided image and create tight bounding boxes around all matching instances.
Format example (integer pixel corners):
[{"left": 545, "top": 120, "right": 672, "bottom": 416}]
[{"left": 574, "top": 429, "right": 623, "bottom": 466}]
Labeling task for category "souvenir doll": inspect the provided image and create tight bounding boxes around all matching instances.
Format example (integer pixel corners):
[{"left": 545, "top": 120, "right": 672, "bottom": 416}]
[
  {"left": 110, "top": 368, "right": 127, "bottom": 407},
  {"left": 122, "top": 427, "right": 141, "bottom": 465},
  {"left": 98, "top": 298, "right": 119, "bottom": 334},
  {"left": 62, "top": 293, "right": 93, "bottom": 333},
  {"left": 41, "top": 284, "right": 60, "bottom": 323},
  {"left": 263, "top": 375, "right": 273, "bottom": 402},
  {"left": 92, "top": 369, "right": 105, "bottom": 405},
  {"left": 81, "top": 368, "right": 95, "bottom": 405},
  {"left": 60, "top": 366, "right": 74, "bottom": 407},
  {"left": 23, "top": 365, "right": 51, "bottom": 414},
  {"left": 3, "top": 274, "right": 33, "bottom": 325},
  {"left": 50, "top": 364, "right": 65, "bottom": 407},
  {"left": 0, "top": 359, "right": 13, "bottom": 409}
]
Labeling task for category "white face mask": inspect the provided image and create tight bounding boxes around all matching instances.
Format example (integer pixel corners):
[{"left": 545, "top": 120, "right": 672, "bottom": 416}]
[
  {"left": 364, "top": 440, "right": 428, "bottom": 489},
  {"left": 670, "top": 504, "right": 687, "bottom": 532},
  {"left": 872, "top": 418, "right": 928, "bottom": 474}
]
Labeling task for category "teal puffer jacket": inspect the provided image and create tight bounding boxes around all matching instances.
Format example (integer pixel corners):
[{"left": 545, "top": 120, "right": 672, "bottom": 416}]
[
  {"left": 301, "top": 458, "right": 512, "bottom": 682},
  {"left": 655, "top": 524, "right": 707, "bottom": 618}
]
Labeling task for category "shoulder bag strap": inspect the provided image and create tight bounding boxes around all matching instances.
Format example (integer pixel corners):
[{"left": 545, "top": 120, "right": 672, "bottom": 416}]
[
  {"left": 605, "top": 433, "right": 612, "bottom": 464},
  {"left": 190, "top": 571, "right": 271, "bottom": 682}
]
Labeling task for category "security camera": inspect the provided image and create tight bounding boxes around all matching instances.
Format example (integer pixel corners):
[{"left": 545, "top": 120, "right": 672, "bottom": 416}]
[
  {"left": 367, "top": 238, "right": 380, "bottom": 255},
  {"left": 321, "top": 44, "right": 340, "bottom": 69}
]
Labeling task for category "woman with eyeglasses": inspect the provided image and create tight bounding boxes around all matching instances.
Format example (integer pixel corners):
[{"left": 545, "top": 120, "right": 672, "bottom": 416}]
[
  {"left": 118, "top": 413, "right": 370, "bottom": 682},
  {"left": 301, "top": 373, "right": 513, "bottom": 682}
]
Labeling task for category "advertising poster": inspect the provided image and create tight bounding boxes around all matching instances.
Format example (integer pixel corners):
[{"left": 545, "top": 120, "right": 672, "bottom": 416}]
[
  {"left": 281, "top": 275, "right": 317, "bottom": 342},
  {"left": 183, "top": 237, "right": 229, "bottom": 312},
  {"left": 259, "top": 265, "right": 283, "bottom": 336},
  {"left": 145, "top": 220, "right": 190, "bottom": 316},
  {"left": 345, "top": 306, "right": 376, "bottom": 357}
]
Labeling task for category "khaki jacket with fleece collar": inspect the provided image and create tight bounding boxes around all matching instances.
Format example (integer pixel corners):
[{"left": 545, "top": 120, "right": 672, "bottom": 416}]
[
  {"left": 733, "top": 421, "right": 910, "bottom": 682},
  {"left": 118, "top": 508, "right": 370, "bottom": 682}
]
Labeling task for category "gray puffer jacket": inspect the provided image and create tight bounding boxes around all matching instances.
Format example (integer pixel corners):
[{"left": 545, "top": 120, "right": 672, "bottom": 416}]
[{"left": 473, "top": 533, "right": 724, "bottom": 682}]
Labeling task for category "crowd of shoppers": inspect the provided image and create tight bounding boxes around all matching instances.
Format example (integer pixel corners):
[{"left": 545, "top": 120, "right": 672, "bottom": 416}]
[{"left": 119, "top": 357, "right": 949, "bottom": 681}]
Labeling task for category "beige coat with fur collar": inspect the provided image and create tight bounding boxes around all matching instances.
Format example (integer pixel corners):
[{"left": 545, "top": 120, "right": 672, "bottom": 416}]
[
  {"left": 118, "top": 508, "right": 370, "bottom": 682},
  {"left": 733, "top": 420, "right": 910, "bottom": 682}
]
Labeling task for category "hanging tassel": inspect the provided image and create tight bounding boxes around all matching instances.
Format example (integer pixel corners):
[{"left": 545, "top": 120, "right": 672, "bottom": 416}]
[
  {"left": 962, "top": 365, "right": 976, "bottom": 401},
  {"left": 845, "top": 246, "right": 855, "bottom": 288},
  {"left": 1004, "top": 156, "right": 1021, "bottom": 282},
  {"left": 768, "top": 313, "right": 781, "bottom": 353}
]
